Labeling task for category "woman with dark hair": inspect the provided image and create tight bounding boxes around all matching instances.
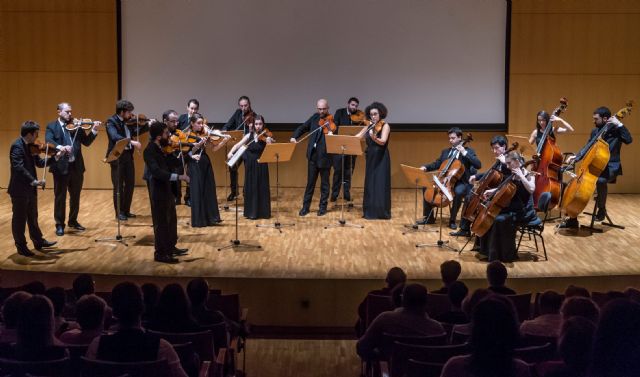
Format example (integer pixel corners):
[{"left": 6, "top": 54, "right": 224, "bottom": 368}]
[
  {"left": 355, "top": 102, "right": 391, "bottom": 219},
  {"left": 186, "top": 113, "right": 229, "bottom": 227},
  {"left": 442, "top": 295, "right": 531, "bottom": 377},
  {"left": 148, "top": 284, "right": 200, "bottom": 333},
  {"left": 11, "top": 295, "right": 67, "bottom": 361},
  {"left": 528, "top": 110, "right": 573, "bottom": 146},
  {"left": 227, "top": 115, "right": 273, "bottom": 219}
]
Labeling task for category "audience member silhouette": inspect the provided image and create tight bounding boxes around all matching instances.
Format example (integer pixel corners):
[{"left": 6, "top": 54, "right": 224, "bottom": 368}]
[
  {"left": 141, "top": 282, "right": 160, "bottom": 325},
  {"left": 560, "top": 296, "right": 599, "bottom": 324},
  {"left": 486, "top": 261, "right": 516, "bottom": 295},
  {"left": 539, "top": 316, "right": 596, "bottom": 377},
  {"left": 45, "top": 286, "right": 76, "bottom": 336},
  {"left": 59, "top": 294, "right": 106, "bottom": 345},
  {"left": 0, "top": 291, "right": 32, "bottom": 345},
  {"left": 453, "top": 288, "right": 493, "bottom": 338},
  {"left": 355, "top": 267, "right": 407, "bottom": 336},
  {"left": 433, "top": 260, "right": 462, "bottom": 294},
  {"left": 11, "top": 295, "right": 67, "bottom": 361},
  {"left": 148, "top": 283, "right": 200, "bottom": 333},
  {"left": 521, "top": 290, "right": 563, "bottom": 338},
  {"left": 564, "top": 285, "right": 590, "bottom": 299},
  {"left": 435, "top": 281, "right": 469, "bottom": 324}
]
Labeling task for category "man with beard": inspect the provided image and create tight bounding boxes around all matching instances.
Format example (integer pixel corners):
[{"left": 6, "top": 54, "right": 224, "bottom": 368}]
[
  {"left": 222, "top": 95, "right": 256, "bottom": 201},
  {"left": 162, "top": 110, "right": 186, "bottom": 204},
  {"left": 330, "top": 97, "right": 361, "bottom": 203},
  {"left": 144, "top": 122, "right": 190, "bottom": 263}
]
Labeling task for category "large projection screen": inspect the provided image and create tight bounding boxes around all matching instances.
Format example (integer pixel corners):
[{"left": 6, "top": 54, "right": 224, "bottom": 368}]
[{"left": 121, "top": 0, "right": 507, "bottom": 126}]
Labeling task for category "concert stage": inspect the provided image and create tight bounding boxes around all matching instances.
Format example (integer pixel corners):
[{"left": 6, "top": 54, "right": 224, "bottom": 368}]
[{"left": 1, "top": 188, "right": 639, "bottom": 327}]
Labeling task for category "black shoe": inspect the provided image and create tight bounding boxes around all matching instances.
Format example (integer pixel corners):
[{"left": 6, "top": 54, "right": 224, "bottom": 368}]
[
  {"left": 172, "top": 247, "right": 189, "bottom": 256},
  {"left": 154, "top": 254, "right": 179, "bottom": 264},
  {"left": 595, "top": 208, "right": 607, "bottom": 221},
  {"left": 55, "top": 225, "right": 64, "bottom": 236},
  {"left": 450, "top": 229, "right": 471, "bottom": 237},
  {"left": 124, "top": 212, "right": 136, "bottom": 218},
  {"left": 117, "top": 214, "right": 128, "bottom": 221},
  {"left": 558, "top": 218, "right": 579, "bottom": 229},
  {"left": 68, "top": 222, "right": 86, "bottom": 231},
  {"left": 227, "top": 193, "right": 237, "bottom": 201},
  {"left": 344, "top": 195, "right": 352, "bottom": 202},
  {"left": 329, "top": 196, "right": 337, "bottom": 203},
  {"left": 185, "top": 199, "right": 191, "bottom": 207},
  {"left": 17, "top": 247, "right": 35, "bottom": 257},
  {"left": 449, "top": 222, "right": 457, "bottom": 230},
  {"left": 34, "top": 239, "right": 57, "bottom": 251},
  {"left": 299, "top": 208, "right": 310, "bottom": 216},
  {"left": 317, "top": 208, "right": 327, "bottom": 216}
]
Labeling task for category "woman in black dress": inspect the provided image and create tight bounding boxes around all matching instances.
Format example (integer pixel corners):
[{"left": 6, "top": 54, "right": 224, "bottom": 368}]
[
  {"left": 227, "top": 115, "right": 273, "bottom": 219},
  {"left": 528, "top": 110, "right": 573, "bottom": 147},
  {"left": 355, "top": 102, "right": 391, "bottom": 219},
  {"left": 187, "top": 113, "right": 229, "bottom": 227}
]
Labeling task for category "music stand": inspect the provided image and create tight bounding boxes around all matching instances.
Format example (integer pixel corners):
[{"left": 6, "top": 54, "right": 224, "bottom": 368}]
[
  {"left": 222, "top": 131, "right": 244, "bottom": 211},
  {"left": 256, "top": 143, "right": 296, "bottom": 232},
  {"left": 417, "top": 175, "right": 457, "bottom": 251},
  {"left": 96, "top": 138, "right": 135, "bottom": 246},
  {"left": 400, "top": 164, "right": 436, "bottom": 235},
  {"left": 336, "top": 126, "right": 363, "bottom": 210},
  {"left": 324, "top": 134, "right": 364, "bottom": 229}
]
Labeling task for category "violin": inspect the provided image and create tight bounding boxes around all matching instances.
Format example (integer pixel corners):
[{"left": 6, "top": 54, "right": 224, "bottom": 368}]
[
  {"left": 257, "top": 127, "right": 274, "bottom": 143},
  {"left": 350, "top": 110, "right": 367, "bottom": 125},
  {"left": 372, "top": 120, "right": 384, "bottom": 134},
  {"left": 318, "top": 114, "right": 337, "bottom": 134},
  {"left": 29, "top": 140, "right": 58, "bottom": 157},
  {"left": 423, "top": 133, "right": 473, "bottom": 208},
  {"left": 125, "top": 113, "right": 153, "bottom": 127},
  {"left": 65, "top": 118, "right": 101, "bottom": 131},
  {"left": 162, "top": 129, "right": 191, "bottom": 154}
]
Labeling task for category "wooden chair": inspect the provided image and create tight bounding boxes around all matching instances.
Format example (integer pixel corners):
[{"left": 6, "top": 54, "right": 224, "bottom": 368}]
[
  {"left": 205, "top": 294, "right": 248, "bottom": 375},
  {"left": 425, "top": 293, "right": 451, "bottom": 319},
  {"left": 514, "top": 342, "right": 555, "bottom": 364},
  {"left": 80, "top": 357, "right": 168, "bottom": 377},
  {"left": 405, "top": 359, "right": 444, "bottom": 377},
  {"left": 389, "top": 342, "right": 470, "bottom": 377},
  {"left": 506, "top": 293, "right": 532, "bottom": 322},
  {"left": 0, "top": 357, "right": 70, "bottom": 377}
]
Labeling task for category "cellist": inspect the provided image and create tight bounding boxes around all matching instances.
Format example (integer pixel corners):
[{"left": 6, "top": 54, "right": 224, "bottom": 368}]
[
  {"left": 559, "top": 106, "right": 632, "bottom": 229},
  {"left": 419, "top": 128, "right": 481, "bottom": 229}
]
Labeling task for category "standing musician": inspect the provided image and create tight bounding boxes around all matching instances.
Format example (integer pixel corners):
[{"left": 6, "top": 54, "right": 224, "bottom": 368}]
[
  {"left": 178, "top": 98, "right": 200, "bottom": 131},
  {"left": 105, "top": 100, "right": 149, "bottom": 221},
  {"left": 9, "top": 121, "right": 58, "bottom": 256},
  {"left": 528, "top": 110, "right": 574, "bottom": 146},
  {"left": 477, "top": 151, "right": 538, "bottom": 262},
  {"left": 144, "top": 122, "right": 190, "bottom": 264},
  {"left": 330, "top": 97, "right": 362, "bottom": 203},
  {"left": 560, "top": 106, "right": 632, "bottom": 228},
  {"left": 162, "top": 110, "right": 185, "bottom": 205},
  {"left": 46, "top": 102, "right": 102, "bottom": 236},
  {"left": 290, "top": 99, "right": 335, "bottom": 217},
  {"left": 420, "top": 127, "right": 481, "bottom": 229},
  {"left": 222, "top": 96, "right": 256, "bottom": 201}
]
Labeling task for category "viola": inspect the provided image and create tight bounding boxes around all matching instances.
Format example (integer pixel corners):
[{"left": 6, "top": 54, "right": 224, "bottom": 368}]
[
  {"left": 65, "top": 118, "right": 100, "bottom": 131},
  {"left": 29, "top": 140, "right": 58, "bottom": 157},
  {"left": 531, "top": 97, "right": 568, "bottom": 210},
  {"left": 125, "top": 113, "right": 153, "bottom": 127},
  {"left": 350, "top": 110, "right": 367, "bottom": 125},
  {"left": 423, "top": 133, "right": 473, "bottom": 208},
  {"left": 162, "top": 129, "right": 191, "bottom": 154},
  {"left": 318, "top": 114, "right": 337, "bottom": 134}
]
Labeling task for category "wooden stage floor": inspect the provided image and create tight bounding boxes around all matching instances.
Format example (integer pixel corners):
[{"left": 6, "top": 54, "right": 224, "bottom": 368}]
[{"left": 1, "top": 188, "right": 639, "bottom": 282}]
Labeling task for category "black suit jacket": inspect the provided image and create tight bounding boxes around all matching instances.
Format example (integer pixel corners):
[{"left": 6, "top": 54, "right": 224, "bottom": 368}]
[
  {"left": 423, "top": 146, "right": 482, "bottom": 184},
  {"left": 45, "top": 119, "right": 97, "bottom": 175},
  {"left": 291, "top": 113, "right": 332, "bottom": 168},
  {"left": 105, "top": 114, "right": 149, "bottom": 161},
  {"left": 222, "top": 109, "right": 256, "bottom": 134},
  {"left": 8, "top": 138, "right": 47, "bottom": 197},
  {"left": 178, "top": 113, "right": 190, "bottom": 131},
  {"left": 333, "top": 108, "right": 352, "bottom": 133},
  {"left": 143, "top": 142, "right": 174, "bottom": 201},
  {"left": 575, "top": 124, "right": 633, "bottom": 179}
]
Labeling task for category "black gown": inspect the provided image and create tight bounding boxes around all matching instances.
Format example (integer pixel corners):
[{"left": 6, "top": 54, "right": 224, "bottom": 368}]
[
  {"left": 188, "top": 148, "right": 221, "bottom": 227},
  {"left": 242, "top": 134, "right": 271, "bottom": 219},
  {"left": 362, "top": 128, "right": 391, "bottom": 219}
]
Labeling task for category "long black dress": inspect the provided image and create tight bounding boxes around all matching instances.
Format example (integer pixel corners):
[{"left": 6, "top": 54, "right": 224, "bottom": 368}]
[
  {"left": 362, "top": 128, "right": 391, "bottom": 219},
  {"left": 242, "top": 134, "right": 271, "bottom": 219},
  {"left": 188, "top": 148, "right": 221, "bottom": 227}
]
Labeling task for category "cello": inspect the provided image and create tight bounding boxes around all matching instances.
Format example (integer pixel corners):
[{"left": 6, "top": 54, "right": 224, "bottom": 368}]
[
  {"left": 423, "top": 134, "right": 473, "bottom": 208},
  {"left": 532, "top": 97, "right": 568, "bottom": 210},
  {"left": 561, "top": 101, "right": 634, "bottom": 218}
]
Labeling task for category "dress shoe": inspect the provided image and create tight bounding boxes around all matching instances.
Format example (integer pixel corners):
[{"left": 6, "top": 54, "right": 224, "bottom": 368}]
[
  {"left": 124, "top": 212, "right": 136, "bottom": 218},
  {"left": 68, "top": 222, "right": 86, "bottom": 231},
  {"left": 450, "top": 229, "right": 471, "bottom": 237},
  {"left": 117, "top": 214, "right": 128, "bottom": 221},
  {"left": 449, "top": 222, "right": 457, "bottom": 230},
  {"left": 595, "top": 208, "right": 607, "bottom": 221},
  {"left": 416, "top": 216, "right": 435, "bottom": 225},
  {"left": 55, "top": 225, "right": 64, "bottom": 236},
  {"left": 558, "top": 218, "right": 579, "bottom": 229},
  {"left": 317, "top": 208, "right": 327, "bottom": 216},
  {"left": 17, "top": 247, "right": 35, "bottom": 257},
  {"left": 227, "top": 193, "right": 237, "bottom": 201},
  {"left": 34, "top": 239, "right": 57, "bottom": 251},
  {"left": 299, "top": 208, "right": 310, "bottom": 216},
  {"left": 154, "top": 254, "right": 179, "bottom": 264},
  {"left": 329, "top": 196, "right": 337, "bottom": 203},
  {"left": 172, "top": 247, "right": 189, "bottom": 256}
]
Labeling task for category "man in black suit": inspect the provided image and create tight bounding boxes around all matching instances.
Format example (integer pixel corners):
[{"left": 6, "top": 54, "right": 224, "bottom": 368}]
[
  {"left": 420, "top": 127, "right": 481, "bottom": 229},
  {"left": 144, "top": 122, "right": 190, "bottom": 263},
  {"left": 9, "top": 121, "right": 58, "bottom": 256},
  {"left": 560, "top": 106, "right": 633, "bottom": 228},
  {"left": 45, "top": 102, "right": 102, "bottom": 236},
  {"left": 290, "top": 99, "right": 334, "bottom": 216},
  {"left": 330, "top": 97, "right": 360, "bottom": 203},
  {"left": 222, "top": 95, "right": 256, "bottom": 201},
  {"left": 178, "top": 98, "right": 199, "bottom": 131},
  {"left": 105, "top": 100, "right": 148, "bottom": 221}
]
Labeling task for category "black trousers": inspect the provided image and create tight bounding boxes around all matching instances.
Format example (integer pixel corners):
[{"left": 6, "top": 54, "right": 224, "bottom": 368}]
[
  {"left": 149, "top": 187, "right": 178, "bottom": 256},
  {"left": 11, "top": 195, "right": 44, "bottom": 250},
  {"left": 110, "top": 150, "right": 135, "bottom": 216},
  {"left": 168, "top": 155, "right": 183, "bottom": 202},
  {"left": 596, "top": 176, "right": 612, "bottom": 210},
  {"left": 423, "top": 181, "right": 470, "bottom": 223},
  {"left": 229, "top": 159, "right": 243, "bottom": 195},
  {"left": 302, "top": 158, "right": 330, "bottom": 211},
  {"left": 479, "top": 213, "right": 517, "bottom": 262},
  {"left": 331, "top": 155, "right": 356, "bottom": 200},
  {"left": 53, "top": 162, "right": 84, "bottom": 226}
]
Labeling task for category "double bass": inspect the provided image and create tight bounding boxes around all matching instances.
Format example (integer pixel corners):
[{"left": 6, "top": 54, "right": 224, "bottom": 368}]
[
  {"left": 532, "top": 97, "right": 568, "bottom": 210},
  {"left": 423, "top": 134, "right": 473, "bottom": 208},
  {"left": 561, "top": 101, "right": 634, "bottom": 218}
]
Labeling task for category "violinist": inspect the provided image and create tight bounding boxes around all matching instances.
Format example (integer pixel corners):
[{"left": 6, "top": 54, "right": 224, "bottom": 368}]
[
  {"left": 354, "top": 102, "right": 391, "bottom": 219},
  {"left": 420, "top": 128, "right": 481, "bottom": 229},
  {"left": 330, "top": 97, "right": 362, "bottom": 203},
  {"left": 9, "top": 121, "right": 58, "bottom": 257},
  {"left": 45, "top": 102, "right": 102, "bottom": 236},
  {"left": 105, "top": 100, "right": 150, "bottom": 221},
  {"left": 477, "top": 151, "right": 538, "bottom": 262},
  {"left": 290, "top": 98, "right": 334, "bottom": 216},
  {"left": 227, "top": 115, "right": 273, "bottom": 220},
  {"left": 178, "top": 98, "right": 200, "bottom": 131},
  {"left": 187, "top": 113, "right": 229, "bottom": 227},
  {"left": 162, "top": 110, "right": 185, "bottom": 205},
  {"left": 222, "top": 96, "right": 257, "bottom": 201},
  {"left": 559, "top": 106, "right": 632, "bottom": 229},
  {"left": 528, "top": 110, "right": 574, "bottom": 147}
]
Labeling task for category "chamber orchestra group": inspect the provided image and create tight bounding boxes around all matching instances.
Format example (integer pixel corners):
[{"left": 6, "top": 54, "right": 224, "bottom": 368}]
[{"left": 7, "top": 96, "right": 633, "bottom": 263}]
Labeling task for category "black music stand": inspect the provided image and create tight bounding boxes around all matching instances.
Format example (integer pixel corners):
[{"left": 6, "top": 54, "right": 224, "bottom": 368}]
[
  {"left": 96, "top": 138, "right": 135, "bottom": 246},
  {"left": 218, "top": 191, "right": 261, "bottom": 251},
  {"left": 256, "top": 142, "right": 296, "bottom": 232},
  {"left": 221, "top": 130, "right": 244, "bottom": 211},
  {"left": 417, "top": 175, "right": 457, "bottom": 251},
  {"left": 400, "top": 164, "right": 437, "bottom": 235},
  {"left": 324, "top": 134, "right": 364, "bottom": 229},
  {"left": 336, "top": 125, "right": 363, "bottom": 211}
]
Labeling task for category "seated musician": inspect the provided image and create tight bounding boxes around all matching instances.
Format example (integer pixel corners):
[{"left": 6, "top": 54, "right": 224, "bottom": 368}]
[
  {"left": 420, "top": 127, "right": 481, "bottom": 229},
  {"left": 528, "top": 110, "right": 574, "bottom": 146},
  {"left": 477, "top": 151, "right": 539, "bottom": 262}
]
